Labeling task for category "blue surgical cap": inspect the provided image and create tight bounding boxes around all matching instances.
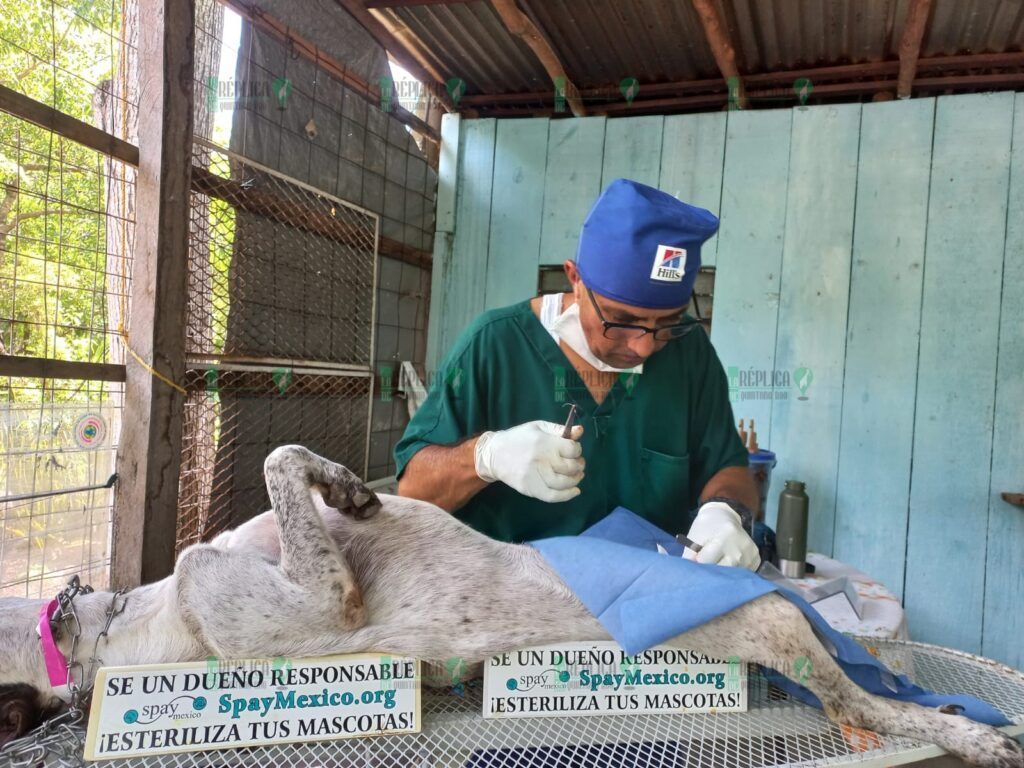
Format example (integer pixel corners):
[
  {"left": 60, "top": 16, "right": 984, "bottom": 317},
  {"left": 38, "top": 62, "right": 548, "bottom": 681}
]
[{"left": 576, "top": 178, "right": 720, "bottom": 309}]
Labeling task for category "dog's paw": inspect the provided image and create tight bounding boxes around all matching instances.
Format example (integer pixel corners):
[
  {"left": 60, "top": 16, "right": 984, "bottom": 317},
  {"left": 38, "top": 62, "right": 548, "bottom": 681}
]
[
  {"left": 319, "top": 475, "right": 381, "bottom": 520},
  {"left": 943, "top": 717, "right": 1024, "bottom": 768},
  {"left": 986, "top": 731, "right": 1024, "bottom": 768},
  {"left": 977, "top": 730, "right": 1024, "bottom": 768}
]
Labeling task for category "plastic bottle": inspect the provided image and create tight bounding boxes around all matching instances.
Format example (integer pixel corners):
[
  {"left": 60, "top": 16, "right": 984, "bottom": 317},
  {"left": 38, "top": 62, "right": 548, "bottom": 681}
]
[{"left": 776, "top": 480, "right": 809, "bottom": 578}]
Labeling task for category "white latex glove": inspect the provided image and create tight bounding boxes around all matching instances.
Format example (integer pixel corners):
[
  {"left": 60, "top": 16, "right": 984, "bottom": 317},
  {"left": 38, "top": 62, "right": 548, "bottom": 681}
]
[
  {"left": 682, "top": 501, "right": 760, "bottom": 570},
  {"left": 474, "top": 421, "right": 585, "bottom": 502}
]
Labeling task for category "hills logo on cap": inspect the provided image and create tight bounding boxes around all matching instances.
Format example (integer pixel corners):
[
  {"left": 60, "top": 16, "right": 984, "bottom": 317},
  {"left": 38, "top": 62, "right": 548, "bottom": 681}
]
[{"left": 650, "top": 244, "right": 687, "bottom": 282}]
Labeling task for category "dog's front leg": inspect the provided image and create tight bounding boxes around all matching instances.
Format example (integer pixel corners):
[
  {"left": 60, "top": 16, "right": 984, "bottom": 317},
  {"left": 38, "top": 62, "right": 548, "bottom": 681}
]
[
  {"left": 263, "top": 445, "right": 380, "bottom": 629},
  {"left": 670, "top": 593, "right": 1023, "bottom": 768}
]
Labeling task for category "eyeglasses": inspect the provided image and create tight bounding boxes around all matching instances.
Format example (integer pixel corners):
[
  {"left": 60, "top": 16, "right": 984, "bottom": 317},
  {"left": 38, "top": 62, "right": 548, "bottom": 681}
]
[{"left": 585, "top": 286, "right": 702, "bottom": 341}]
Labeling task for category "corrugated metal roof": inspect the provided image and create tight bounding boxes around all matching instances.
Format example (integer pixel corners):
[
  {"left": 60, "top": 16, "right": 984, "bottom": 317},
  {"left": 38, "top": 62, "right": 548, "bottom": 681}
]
[
  {"left": 368, "top": 0, "right": 1024, "bottom": 109},
  {"left": 391, "top": 1, "right": 549, "bottom": 93},
  {"left": 920, "top": 0, "right": 1024, "bottom": 56},
  {"left": 727, "top": 0, "right": 1024, "bottom": 68},
  {"left": 522, "top": 0, "right": 723, "bottom": 88},
  {"left": 723, "top": 0, "right": 902, "bottom": 71}
]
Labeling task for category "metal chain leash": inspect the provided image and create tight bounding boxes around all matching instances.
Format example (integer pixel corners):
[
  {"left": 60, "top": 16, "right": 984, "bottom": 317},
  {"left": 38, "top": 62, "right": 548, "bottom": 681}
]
[
  {"left": 1, "top": 708, "right": 87, "bottom": 768},
  {"left": 56, "top": 575, "right": 93, "bottom": 712},
  {"left": 81, "top": 586, "right": 129, "bottom": 710},
  {"left": 0, "top": 576, "right": 128, "bottom": 768}
]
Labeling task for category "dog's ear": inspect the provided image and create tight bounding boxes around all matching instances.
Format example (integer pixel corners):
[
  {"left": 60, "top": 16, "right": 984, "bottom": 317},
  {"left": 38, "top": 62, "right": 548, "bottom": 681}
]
[{"left": 0, "top": 684, "right": 55, "bottom": 747}]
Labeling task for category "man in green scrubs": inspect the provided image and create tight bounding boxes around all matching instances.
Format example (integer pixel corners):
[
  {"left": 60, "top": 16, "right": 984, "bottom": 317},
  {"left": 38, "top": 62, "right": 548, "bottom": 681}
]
[{"left": 395, "top": 179, "right": 760, "bottom": 569}]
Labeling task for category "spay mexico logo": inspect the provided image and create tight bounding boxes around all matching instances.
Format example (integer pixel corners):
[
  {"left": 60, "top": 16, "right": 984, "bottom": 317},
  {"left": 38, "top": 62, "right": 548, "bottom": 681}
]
[{"left": 650, "top": 245, "right": 687, "bottom": 282}]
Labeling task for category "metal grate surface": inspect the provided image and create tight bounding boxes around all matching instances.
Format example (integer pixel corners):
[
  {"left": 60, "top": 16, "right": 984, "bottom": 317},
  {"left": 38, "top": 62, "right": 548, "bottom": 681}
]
[{"left": 3, "top": 639, "right": 1022, "bottom": 768}]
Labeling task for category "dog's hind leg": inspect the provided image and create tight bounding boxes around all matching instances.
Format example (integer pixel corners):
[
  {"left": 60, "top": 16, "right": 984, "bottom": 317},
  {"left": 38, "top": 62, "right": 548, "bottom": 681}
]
[
  {"left": 261, "top": 445, "right": 381, "bottom": 628},
  {"left": 671, "top": 593, "right": 1023, "bottom": 768},
  {"left": 176, "top": 447, "right": 381, "bottom": 659}
]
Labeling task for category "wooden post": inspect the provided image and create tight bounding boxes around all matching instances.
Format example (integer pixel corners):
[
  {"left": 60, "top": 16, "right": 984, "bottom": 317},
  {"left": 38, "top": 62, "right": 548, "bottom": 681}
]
[
  {"left": 490, "top": 0, "right": 585, "bottom": 117},
  {"left": 897, "top": 0, "right": 933, "bottom": 98},
  {"left": 112, "top": 0, "right": 195, "bottom": 587},
  {"left": 690, "top": 0, "right": 747, "bottom": 109}
]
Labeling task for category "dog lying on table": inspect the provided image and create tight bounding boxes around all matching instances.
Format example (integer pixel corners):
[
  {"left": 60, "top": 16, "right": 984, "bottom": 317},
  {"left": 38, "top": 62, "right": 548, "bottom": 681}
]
[{"left": 0, "top": 445, "right": 1021, "bottom": 767}]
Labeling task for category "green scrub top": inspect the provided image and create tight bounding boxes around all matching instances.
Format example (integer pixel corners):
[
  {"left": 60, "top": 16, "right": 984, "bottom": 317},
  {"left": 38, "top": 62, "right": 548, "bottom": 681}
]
[{"left": 394, "top": 299, "right": 748, "bottom": 542}]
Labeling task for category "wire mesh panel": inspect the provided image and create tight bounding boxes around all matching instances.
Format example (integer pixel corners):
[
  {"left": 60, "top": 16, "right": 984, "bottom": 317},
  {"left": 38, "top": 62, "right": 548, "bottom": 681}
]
[
  {"left": 3, "top": 639, "right": 1022, "bottom": 768},
  {"left": 187, "top": 143, "right": 378, "bottom": 366},
  {"left": 0, "top": 378, "right": 121, "bottom": 598},
  {"left": 0, "top": 0, "right": 139, "bottom": 130},
  {"left": 1, "top": 113, "right": 135, "bottom": 597},
  {"left": 179, "top": 140, "right": 379, "bottom": 551},
  {"left": 0, "top": 119, "right": 135, "bottom": 363}
]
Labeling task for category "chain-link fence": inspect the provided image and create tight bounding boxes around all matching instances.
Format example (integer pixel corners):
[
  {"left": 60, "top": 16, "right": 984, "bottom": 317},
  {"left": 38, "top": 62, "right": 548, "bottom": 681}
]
[
  {"left": 177, "top": 368, "right": 372, "bottom": 549},
  {"left": 177, "top": 140, "right": 378, "bottom": 552},
  {"left": 186, "top": 144, "right": 377, "bottom": 366},
  {"left": 187, "top": 0, "right": 438, "bottom": 484},
  {"left": 2, "top": 639, "right": 1023, "bottom": 768}
]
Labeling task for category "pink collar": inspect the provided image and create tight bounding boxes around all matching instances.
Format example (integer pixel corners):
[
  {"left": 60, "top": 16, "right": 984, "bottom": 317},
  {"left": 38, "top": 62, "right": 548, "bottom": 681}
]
[{"left": 37, "top": 600, "right": 74, "bottom": 703}]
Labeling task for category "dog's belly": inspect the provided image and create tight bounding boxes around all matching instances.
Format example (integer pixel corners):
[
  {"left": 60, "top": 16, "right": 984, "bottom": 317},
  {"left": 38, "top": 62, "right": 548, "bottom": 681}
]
[
  {"left": 209, "top": 504, "right": 352, "bottom": 563},
  {"left": 209, "top": 510, "right": 281, "bottom": 558}
]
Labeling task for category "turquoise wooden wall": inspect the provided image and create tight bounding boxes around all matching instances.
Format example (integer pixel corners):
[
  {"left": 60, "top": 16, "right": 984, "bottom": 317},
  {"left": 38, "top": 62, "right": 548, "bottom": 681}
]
[{"left": 427, "top": 93, "right": 1024, "bottom": 668}]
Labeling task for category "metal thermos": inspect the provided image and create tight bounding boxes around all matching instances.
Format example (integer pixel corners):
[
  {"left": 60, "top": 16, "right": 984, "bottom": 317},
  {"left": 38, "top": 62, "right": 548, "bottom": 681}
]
[{"left": 776, "top": 480, "right": 809, "bottom": 578}]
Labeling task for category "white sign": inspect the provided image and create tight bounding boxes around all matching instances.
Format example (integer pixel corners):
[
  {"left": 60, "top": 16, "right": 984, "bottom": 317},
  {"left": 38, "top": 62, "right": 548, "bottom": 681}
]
[
  {"left": 84, "top": 654, "right": 420, "bottom": 760},
  {"left": 483, "top": 642, "right": 746, "bottom": 719}
]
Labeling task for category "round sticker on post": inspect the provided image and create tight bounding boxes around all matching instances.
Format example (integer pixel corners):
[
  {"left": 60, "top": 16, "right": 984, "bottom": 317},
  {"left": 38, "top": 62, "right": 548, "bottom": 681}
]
[{"left": 74, "top": 413, "right": 107, "bottom": 449}]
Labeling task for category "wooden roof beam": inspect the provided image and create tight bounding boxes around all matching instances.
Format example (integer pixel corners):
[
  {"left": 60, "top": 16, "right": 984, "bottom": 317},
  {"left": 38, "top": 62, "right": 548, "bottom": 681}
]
[
  {"left": 333, "top": 0, "right": 457, "bottom": 112},
  {"left": 222, "top": 0, "right": 439, "bottom": 141},
  {"left": 370, "top": 8, "right": 449, "bottom": 87},
  {"left": 367, "top": 0, "right": 471, "bottom": 7},
  {"left": 459, "top": 50, "right": 1024, "bottom": 111},
  {"left": 573, "top": 73, "right": 1024, "bottom": 116},
  {"left": 690, "top": 0, "right": 747, "bottom": 109},
  {"left": 471, "top": 69, "right": 1024, "bottom": 117},
  {"left": 898, "top": 0, "right": 934, "bottom": 98},
  {"left": 490, "top": 0, "right": 585, "bottom": 117}
]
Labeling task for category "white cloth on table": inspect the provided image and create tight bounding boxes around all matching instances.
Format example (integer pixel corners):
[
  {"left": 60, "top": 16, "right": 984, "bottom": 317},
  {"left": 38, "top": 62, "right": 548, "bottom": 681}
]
[{"left": 789, "top": 552, "right": 909, "bottom": 640}]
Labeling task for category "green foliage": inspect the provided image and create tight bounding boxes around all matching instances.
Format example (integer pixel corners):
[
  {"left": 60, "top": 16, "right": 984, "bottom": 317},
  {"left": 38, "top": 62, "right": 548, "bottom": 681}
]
[
  {"left": 0, "top": 1, "right": 127, "bottom": 595},
  {"left": 0, "top": 4, "right": 243, "bottom": 596},
  {"left": 0, "top": 0, "right": 125, "bottom": 374},
  {"left": 207, "top": 153, "right": 235, "bottom": 356}
]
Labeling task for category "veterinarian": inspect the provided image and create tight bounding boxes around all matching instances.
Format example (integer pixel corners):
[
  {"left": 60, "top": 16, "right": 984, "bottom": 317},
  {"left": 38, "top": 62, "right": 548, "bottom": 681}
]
[{"left": 395, "top": 178, "right": 760, "bottom": 570}]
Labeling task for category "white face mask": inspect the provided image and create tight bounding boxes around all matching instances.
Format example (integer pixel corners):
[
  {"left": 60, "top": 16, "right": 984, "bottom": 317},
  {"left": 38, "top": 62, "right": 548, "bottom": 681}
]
[{"left": 548, "top": 301, "right": 644, "bottom": 374}]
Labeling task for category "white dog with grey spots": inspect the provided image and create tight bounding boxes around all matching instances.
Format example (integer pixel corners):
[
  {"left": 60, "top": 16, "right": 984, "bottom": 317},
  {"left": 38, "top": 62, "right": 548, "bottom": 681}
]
[{"left": 0, "top": 445, "right": 1021, "bottom": 766}]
